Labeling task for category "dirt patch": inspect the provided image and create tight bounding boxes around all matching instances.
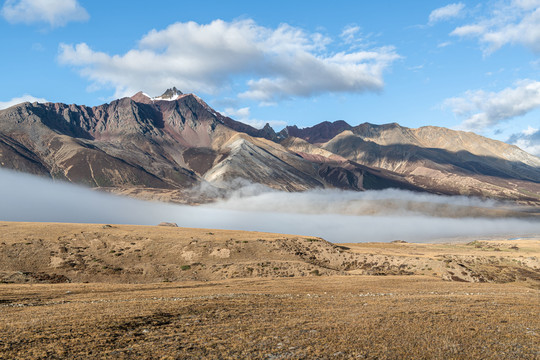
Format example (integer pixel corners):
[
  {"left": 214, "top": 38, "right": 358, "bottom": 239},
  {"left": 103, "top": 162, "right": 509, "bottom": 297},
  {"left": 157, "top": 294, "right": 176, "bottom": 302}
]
[{"left": 182, "top": 147, "right": 218, "bottom": 175}]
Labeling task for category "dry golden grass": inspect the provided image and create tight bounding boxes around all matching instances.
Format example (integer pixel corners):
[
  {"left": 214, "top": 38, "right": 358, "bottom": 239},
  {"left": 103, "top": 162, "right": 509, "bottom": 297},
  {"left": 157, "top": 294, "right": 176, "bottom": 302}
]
[
  {"left": 343, "top": 238, "right": 540, "bottom": 287},
  {"left": 0, "top": 221, "right": 539, "bottom": 358},
  {"left": 1, "top": 277, "right": 539, "bottom": 359},
  {"left": 1, "top": 221, "right": 539, "bottom": 287}
]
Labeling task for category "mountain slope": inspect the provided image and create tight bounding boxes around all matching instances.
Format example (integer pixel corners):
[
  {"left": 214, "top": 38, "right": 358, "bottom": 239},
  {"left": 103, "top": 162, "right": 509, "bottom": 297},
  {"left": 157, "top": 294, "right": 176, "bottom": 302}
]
[
  {"left": 319, "top": 124, "right": 540, "bottom": 203},
  {"left": 0, "top": 90, "right": 419, "bottom": 202},
  {"left": 0, "top": 89, "right": 538, "bottom": 204},
  {"left": 278, "top": 120, "right": 352, "bottom": 144}
]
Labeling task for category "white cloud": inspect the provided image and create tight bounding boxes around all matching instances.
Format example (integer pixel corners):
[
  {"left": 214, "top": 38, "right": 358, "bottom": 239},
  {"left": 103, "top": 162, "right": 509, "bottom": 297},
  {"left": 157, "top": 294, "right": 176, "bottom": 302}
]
[
  {"left": 429, "top": 3, "right": 465, "bottom": 24},
  {"left": 340, "top": 25, "right": 361, "bottom": 44},
  {"left": 240, "top": 46, "right": 400, "bottom": 101},
  {"left": 241, "top": 119, "right": 287, "bottom": 130},
  {"left": 0, "top": 94, "right": 48, "bottom": 110},
  {"left": 31, "top": 42, "right": 44, "bottom": 51},
  {"left": 451, "top": 24, "right": 485, "bottom": 36},
  {"left": 224, "top": 107, "right": 251, "bottom": 119},
  {"left": 437, "top": 41, "right": 452, "bottom": 48},
  {"left": 451, "top": 1, "right": 540, "bottom": 54},
  {"left": 508, "top": 126, "right": 540, "bottom": 156},
  {"left": 222, "top": 106, "right": 287, "bottom": 130},
  {"left": 407, "top": 64, "right": 424, "bottom": 71},
  {"left": 1, "top": 0, "right": 89, "bottom": 27},
  {"left": 58, "top": 19, "right": 400, "bottom": 102},
  {"left": 514, "top": 0, "right": 540, "bottom": 11},
  {"left": 523, "top": 125, "right": 539, "bottom": 135},
  {"left": 443, "top": 80, "right": 540, "bottom": 131}
]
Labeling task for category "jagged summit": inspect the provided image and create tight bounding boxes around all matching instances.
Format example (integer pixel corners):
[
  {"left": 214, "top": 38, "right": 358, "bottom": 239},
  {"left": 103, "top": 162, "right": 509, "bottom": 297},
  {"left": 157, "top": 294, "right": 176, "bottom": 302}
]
[
  {"left": 131, "top": 88, "right": 184, "bottom": 103},
  {"left": 278, "top": 120, "right": 352, "bottom": 144},
  {"left": 155, "top": 87, "right": 183, "bottom": 100}
]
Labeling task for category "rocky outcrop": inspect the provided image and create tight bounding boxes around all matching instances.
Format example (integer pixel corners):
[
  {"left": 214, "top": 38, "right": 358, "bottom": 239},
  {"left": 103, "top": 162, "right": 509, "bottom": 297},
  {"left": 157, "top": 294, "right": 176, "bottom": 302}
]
[{"left": 278, "top": 120, "right": 352, "bottom": 144}]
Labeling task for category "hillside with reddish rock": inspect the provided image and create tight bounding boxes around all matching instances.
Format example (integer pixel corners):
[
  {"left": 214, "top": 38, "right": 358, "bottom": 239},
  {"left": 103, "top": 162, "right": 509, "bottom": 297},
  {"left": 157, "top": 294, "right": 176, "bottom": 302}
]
[{"left": 0, "top": 88, "right": 539, "bottom": 204}]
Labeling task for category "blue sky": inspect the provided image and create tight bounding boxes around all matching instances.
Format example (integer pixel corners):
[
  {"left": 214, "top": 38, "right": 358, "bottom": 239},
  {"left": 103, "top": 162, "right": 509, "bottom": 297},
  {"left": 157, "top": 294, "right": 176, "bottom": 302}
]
[{"left": 0, "top": 0, "right": 539, "bottom": 155}]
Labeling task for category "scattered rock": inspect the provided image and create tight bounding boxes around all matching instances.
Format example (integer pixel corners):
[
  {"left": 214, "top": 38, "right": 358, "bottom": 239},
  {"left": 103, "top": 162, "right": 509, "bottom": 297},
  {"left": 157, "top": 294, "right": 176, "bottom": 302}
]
[{"left": 158, "top": 222, "right": 178, "bottom": 227}]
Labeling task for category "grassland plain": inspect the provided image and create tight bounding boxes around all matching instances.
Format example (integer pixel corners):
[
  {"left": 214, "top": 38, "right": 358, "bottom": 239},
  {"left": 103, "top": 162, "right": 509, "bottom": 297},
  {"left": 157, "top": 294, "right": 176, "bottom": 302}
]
[{"left": 0, "top": 221, "right": 539, "bottom": 359}]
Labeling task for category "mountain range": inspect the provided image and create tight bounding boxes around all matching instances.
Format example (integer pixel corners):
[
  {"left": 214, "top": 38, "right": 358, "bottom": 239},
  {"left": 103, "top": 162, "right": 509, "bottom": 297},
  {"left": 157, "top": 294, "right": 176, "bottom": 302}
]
[{"left": 0, "top": 88, "right": 539, "bottom": 205}]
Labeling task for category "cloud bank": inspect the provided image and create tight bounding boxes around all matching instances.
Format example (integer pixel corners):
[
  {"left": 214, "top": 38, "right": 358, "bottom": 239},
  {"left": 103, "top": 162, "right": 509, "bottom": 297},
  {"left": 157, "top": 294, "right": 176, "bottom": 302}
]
[
  {"left": 1, "top": 0, "right": 89, "bottom": 27},
  {"left": 443, "top": 79, "right": 540, "bottom": 131},
  {"left": 58, "top": 19, "right": 400, "bottom": 101},
  {"left": 508, "top": 126, "right": 540, "bottom": 156},
  {"left": 0, "top": 168, "right": 539, "bottom": 243},
  {"left": 222, "top": 107, "right": 287, "bottom": 129},
  {"left": 0, "top": 94, "right": 48, "bottom": 110},
  {"left": 451, "top": 0, "right": 540, "bottom": 54},
  {"left": 207, "top": 186, "right": 510, "bottom": 218},
  {"left": 429, "top": 3, "right": 465, "bottom": 25}
]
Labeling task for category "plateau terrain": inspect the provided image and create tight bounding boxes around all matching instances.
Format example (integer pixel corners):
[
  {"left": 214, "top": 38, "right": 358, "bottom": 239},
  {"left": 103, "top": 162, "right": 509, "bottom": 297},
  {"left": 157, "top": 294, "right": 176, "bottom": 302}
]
[
  {"left": 1, "top": 221, "right": 539, "bottom": 286},
  {"left": 0, "top": 221, "right": 539, "bottom": 359}
]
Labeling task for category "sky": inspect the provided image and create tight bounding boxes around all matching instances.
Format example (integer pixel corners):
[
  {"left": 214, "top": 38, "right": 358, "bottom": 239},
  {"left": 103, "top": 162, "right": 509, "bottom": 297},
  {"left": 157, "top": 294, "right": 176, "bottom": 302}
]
[{"left": 0, "top": 0, "right": 539, "bottom": 156}]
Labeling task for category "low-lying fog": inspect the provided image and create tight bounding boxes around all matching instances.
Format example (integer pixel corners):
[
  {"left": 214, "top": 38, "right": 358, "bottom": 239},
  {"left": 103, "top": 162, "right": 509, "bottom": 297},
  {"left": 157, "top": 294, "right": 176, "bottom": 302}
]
[{"left": 1, "top": 168, "right": 539, "bottom": 243}]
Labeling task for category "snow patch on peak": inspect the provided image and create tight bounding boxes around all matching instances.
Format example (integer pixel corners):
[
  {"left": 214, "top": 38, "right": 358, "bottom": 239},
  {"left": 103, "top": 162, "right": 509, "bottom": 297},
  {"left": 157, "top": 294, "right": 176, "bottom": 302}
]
[
  {"left": 133, "top": 88, "right": 185, "bottom": 102},
  {"left": 153, "top": 94, "right": 182, "bottom": 101},
  {"left": 148, "top": 87, "right": 186, "bottom": 102},
  {"left": 156, "top": 87, "right": 183, "bottom": 100},
  {"left": 131, "top": 89, "right": 221, "bottom": 118}
]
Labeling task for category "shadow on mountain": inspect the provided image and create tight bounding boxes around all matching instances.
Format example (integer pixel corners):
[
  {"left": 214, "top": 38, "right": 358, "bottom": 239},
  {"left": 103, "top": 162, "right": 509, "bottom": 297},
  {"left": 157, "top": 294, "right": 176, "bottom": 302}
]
[{"left": 330, "top": 138, "right": 540, "bottom": 183}]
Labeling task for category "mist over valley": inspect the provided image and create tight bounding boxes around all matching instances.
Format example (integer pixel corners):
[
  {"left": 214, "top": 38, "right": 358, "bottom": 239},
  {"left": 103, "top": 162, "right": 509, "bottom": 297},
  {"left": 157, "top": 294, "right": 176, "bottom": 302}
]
[{"left": 1, "top": 168, "right": 538, "bottom": 243}]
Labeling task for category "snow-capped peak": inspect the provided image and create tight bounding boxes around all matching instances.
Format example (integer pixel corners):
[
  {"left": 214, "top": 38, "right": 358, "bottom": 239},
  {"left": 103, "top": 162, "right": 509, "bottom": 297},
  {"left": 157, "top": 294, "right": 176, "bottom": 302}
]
[
  {"left": 153, "top": 87, "right": 183, "bottom": 101},
  {"left": 133, "top": 88, "right": 185, "bottom": 102}
]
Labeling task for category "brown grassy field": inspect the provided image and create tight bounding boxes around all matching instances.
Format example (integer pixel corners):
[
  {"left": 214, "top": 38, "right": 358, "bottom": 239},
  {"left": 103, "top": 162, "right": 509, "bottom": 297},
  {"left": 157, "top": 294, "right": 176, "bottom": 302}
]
[
  {"left": 1, "top": 277, "right": 539, "bottom": 359},
  {"left": 0, "top": 221, "right": 539, "bottom": 359}
]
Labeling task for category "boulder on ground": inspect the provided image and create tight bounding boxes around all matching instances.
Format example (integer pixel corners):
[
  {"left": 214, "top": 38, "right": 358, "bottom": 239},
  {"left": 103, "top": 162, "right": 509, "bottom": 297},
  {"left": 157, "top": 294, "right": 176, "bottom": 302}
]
[{"left": 158, "top": 222, "right": 178, "bottom": 227}]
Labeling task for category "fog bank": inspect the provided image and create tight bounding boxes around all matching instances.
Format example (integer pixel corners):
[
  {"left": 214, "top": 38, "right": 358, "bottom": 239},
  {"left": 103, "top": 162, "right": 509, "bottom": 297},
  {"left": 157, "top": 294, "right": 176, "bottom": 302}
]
[
  {"left": 207, "top": 185, "right": 516, "bottom": 218},
  {"left": 0, "top": 169, "right": 539, "bottom": 243}
]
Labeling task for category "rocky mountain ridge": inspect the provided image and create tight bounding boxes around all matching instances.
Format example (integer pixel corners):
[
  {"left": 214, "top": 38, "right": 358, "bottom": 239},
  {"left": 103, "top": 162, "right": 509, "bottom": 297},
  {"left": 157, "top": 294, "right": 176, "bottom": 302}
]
[{"left": 0, "top": 88, "right": 539, "bottom": 204}]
